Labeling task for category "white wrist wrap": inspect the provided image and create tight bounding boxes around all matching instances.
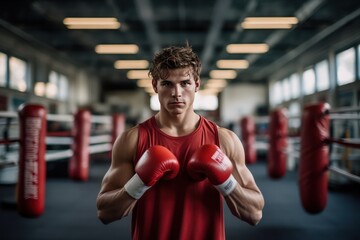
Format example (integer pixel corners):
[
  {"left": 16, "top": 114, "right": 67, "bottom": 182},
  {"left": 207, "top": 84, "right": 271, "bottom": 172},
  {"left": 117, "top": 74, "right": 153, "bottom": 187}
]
[
  {"left": 215, "top": 175, "right": 237, "bottom": 196},
  {"left": 124, "top": 174, "right": 150, "bottom": 199}
]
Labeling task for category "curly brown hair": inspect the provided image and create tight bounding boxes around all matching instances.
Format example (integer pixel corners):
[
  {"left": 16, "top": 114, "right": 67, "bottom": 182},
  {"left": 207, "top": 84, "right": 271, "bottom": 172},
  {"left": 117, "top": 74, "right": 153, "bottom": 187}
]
[{"left": 149, "top": 45, "right": 202, "bottom": 82}]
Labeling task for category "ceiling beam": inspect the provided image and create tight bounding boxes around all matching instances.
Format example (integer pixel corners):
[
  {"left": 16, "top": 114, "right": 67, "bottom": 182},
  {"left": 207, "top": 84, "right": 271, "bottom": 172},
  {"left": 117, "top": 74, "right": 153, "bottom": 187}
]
[
  {"left": 200, "top": 0, "right": 233, "bottom": 72},
  {"left": 244, "top": 0, "right": 325, "bottom": 69},
  {"left": 134, "top": 0, "right": 161, "bottom": 54}
]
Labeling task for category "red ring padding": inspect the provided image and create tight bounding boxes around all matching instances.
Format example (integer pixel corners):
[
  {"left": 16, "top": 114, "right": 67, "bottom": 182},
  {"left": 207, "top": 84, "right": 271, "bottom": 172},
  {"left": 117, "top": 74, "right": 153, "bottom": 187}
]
[
  {"left": 299, "top": 102, "right": 330, "bottom": 214},
  {"left": 240, "top": 116, "right": 256, "bottom": 164},
  {"left": 17, "top": 104, "right": 46, "bottom": 218},
  {"left": 268, "top": 108, "right": 288, "bottom": 178},
  {"left": 68, "top": 109, "right": 91, "bottom": 181}
]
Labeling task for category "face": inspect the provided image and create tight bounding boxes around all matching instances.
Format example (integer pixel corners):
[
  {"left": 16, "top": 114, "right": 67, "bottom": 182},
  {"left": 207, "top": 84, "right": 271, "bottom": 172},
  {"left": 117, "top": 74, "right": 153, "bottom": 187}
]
[{"left": 153, "top": 67, "right": 200, "bottom": 116}]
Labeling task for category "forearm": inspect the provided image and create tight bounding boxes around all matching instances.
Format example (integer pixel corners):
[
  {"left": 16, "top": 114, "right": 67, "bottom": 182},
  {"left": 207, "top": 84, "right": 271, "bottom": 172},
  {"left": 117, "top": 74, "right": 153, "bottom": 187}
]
[
  {"left": 97, "top": 188, "right": 136, "bottom": 224},
  {"left": 224, "top": 184, "right": 264, "bottom": 226}
]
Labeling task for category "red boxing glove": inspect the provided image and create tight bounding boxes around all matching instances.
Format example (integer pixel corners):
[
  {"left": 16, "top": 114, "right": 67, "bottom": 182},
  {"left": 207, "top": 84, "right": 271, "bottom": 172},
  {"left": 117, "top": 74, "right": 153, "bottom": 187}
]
[
  {"left": 125, "top": 145, "right": 180, "bottom": 199},
  {"left": 187, "top": 144, "right": 237, "bottom": 196}
]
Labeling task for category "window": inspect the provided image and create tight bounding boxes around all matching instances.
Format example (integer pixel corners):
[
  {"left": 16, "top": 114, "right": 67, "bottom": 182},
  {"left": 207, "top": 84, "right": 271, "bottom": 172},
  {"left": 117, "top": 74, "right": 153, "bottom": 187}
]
[
  {"left": 282, "top": 78, "right": 291, "bottom": 101},
  {"left": 58, "top": 74, "right": 69, "bottom": 100},
  {"left": 288, "top": 101, "right": 301, "bottom": 129},
  {"left": 0, "top": 52, "right": 6, "bottom": 87},
  {"left": 47, "top": 71, "right": 58, "bottom": 98},
  {"left": 336, "top": 47, "right": 355, "bottom": 86},
  {"left": 289, "top": 73, "right": 300, "bottom": 99},
  {"left": 315, "top": 60, "right": 330, "bottom": 91},
  {"left": 34, "top": 70, "right": 69, "bottom": 100},
  {"left": 9, "top": 57, "right": 28, "bottom": 92},
  {"left": 302, "top": 68, "right": 316, "bottom": 95},
  {"left": 270, "top": 81, "right": 283, "bottom": 106}
]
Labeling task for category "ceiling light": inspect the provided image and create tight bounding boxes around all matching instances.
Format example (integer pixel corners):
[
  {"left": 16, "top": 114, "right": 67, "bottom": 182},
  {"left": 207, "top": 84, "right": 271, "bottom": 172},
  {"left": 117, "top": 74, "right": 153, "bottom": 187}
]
[
  {"left": 244, "top": 17, "right": 298, "bottom": 24},
  {"left": 114, "top": 60, "right": 149, "bottom": 69},
  {"left": 226, "top": 44, "right": 269, "bottom": 54},
  {"left": 95, "top": 44, "right": 139, "bottom": 54},
  {"left": 216, "top": 60, "right": 249, "bottom": 69},
  {"left": 240, "top": 17, "right": 298, "bottom": 29},
  {"left": 137, "top": 78, "right": 153, "bottom": 88},
  {"left": 209, "top": 70, "right": 237, "bottom": 79},
  {"left": 206, "top": 79, "right": 228, "bottom": 88},
  {"left": 127, "top": 70, "right": 149, "bottom": 79},
  {"left": 63, "top": 17, "right": 121, "bottom": 29}
]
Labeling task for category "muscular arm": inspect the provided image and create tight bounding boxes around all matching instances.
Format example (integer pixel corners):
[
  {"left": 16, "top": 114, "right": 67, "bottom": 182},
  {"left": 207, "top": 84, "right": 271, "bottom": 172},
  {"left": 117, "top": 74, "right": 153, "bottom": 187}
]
[
  {"left": 218, "top": 127, "right": 265, "bottom": 226},
  {"left": 96, "top": 126, "right": 138, "bottom": 224}
]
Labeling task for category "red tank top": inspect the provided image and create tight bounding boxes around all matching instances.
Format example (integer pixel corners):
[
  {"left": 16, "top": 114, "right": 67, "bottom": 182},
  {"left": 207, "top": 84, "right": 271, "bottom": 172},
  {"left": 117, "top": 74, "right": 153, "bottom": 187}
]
[{"left": 131, "top": 116, "right": 224, "bottom": 240}]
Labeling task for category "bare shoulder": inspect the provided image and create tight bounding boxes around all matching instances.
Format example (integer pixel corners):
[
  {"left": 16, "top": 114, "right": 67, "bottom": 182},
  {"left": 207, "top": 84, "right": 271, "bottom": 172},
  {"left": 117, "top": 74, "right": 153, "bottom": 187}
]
[
  {"left": 218, "top": 127, "right": 245, "bottom": 165},
  {"left": 112, "top": 125, "right": 139, "bottom": 166},
  {"left": 218, "top": 127, "right": 242, "bottom": 149}
]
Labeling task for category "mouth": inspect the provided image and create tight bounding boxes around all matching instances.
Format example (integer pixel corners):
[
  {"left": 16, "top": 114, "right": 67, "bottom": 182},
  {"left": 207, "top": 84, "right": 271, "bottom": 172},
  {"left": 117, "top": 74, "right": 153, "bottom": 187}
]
[{"left": 169, "top": 101, "right": 185, "bottom": 106}]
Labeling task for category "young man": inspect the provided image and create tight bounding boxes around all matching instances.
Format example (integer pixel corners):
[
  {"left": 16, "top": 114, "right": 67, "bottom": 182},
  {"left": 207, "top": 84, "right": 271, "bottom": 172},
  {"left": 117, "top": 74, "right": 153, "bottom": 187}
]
[{"left": 96, "top": 45, "right": 264, "bottom": 240}]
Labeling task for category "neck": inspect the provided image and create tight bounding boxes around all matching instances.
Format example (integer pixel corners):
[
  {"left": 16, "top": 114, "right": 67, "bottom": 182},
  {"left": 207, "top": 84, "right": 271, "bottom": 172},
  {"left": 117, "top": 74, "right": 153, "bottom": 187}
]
[{"left": 155, "top": 111, "right": 200, "bottom": 137}]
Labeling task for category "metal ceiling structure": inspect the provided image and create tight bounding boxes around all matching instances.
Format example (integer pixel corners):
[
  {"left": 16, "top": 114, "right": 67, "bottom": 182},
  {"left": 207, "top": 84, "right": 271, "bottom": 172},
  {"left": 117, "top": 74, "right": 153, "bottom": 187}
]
[{"left": 0, "top": 0, "right": 359, "bottom": 91}]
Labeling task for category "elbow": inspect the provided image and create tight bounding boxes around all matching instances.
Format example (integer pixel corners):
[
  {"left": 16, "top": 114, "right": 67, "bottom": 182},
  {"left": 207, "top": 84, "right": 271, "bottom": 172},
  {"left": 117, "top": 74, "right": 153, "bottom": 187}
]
[
  {"left": 97, "top": 210, "right": 113, "bottom": 225},
  {"left": 247, "top": 210, "right": 262, "bottom": 226}
]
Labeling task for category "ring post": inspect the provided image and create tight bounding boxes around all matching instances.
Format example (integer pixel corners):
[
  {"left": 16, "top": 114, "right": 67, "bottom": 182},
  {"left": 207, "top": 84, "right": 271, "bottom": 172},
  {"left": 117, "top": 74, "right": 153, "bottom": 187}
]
[
  {"left": 69, "top": 109, "right": 91, "bottom": 181},
  {"left": 299, "top": 102, "right": 330, "bottom": 214},
  {"left": 17, "top": 104, "right": 47, "bottom": 218}
]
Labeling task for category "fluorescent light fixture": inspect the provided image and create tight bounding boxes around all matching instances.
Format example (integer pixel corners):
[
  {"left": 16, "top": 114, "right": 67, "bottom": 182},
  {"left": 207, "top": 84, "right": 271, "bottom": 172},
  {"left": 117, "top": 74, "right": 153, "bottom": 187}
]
[
  {"left": 209, "top": 70, "right": 237, "bottom": 79},
  {"left": 216, "top": 60, "right": 249, "bottom": 69},
  {"left": 137, "top": 78, "right": 153, "bottom": 88},
  {"left": 127, "top": 70, "right": 149, "bottom": 79},
  {"left": 241, "top": 23, "right": 293, "bottom": 29},
  {"left": 95, "top": 44, "right": 139, "bottom": 54},
  {"left": 114, "top": 60, "right": 149, "bottom": 69},
  {"left": 206, "top": 79, "right": 228, "bottom": 88},
  {"left": 244, "top": 17, "right": 298, "bottom": 24},
  {"left": 63, "top": 17, "right": 121, "bottom": 29},
  {"left": 226, "top": 44, "right": 269, "bottom": 54},
  {"left": 241, "top": 17, "right": 298, "bottom": 29}
]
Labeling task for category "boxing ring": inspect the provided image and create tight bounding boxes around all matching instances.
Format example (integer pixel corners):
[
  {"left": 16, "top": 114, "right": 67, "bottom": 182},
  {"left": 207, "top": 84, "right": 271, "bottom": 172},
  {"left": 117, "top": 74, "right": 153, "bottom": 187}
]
[{"left": 0, "top": 104, "right": 125, "bottom": 218}]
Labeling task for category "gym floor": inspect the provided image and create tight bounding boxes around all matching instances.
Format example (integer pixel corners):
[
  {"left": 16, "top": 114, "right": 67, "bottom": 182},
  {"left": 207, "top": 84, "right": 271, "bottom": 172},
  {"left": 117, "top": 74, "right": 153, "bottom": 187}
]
[{"left": 1, "top": 157, "right": 359, "bottom": 240}]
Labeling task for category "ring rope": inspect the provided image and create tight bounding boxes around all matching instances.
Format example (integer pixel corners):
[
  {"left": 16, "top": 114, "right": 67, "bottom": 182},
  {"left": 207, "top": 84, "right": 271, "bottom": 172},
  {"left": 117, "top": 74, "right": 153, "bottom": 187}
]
[
  {"left": 89, "top": 134, "right": 112, "bottom": 144},
  {"left": 0, "top": 111, "right": 17, "bottom": 118},
  {"left": 329, "top": 113, "right": 360, "bottom": 120},
  {"left": 328, "top": 165, "right": 360, "bottom": 184},
  {"left": 46, "top": 149, "right": 74, "bottom": 162},
  {"left": 47, "top": 131, "right": 72, "bottom": 137},
  {"left": 0, "top": 139, "right": 19, "bottom": 144},
  {"left": 47, "top": 113, "right": 73, "bottom": 122},
  {"left": 328, "top": 106, "right": 360, "bottom": 113},
  {"left": 46, "top": 137, "right": 73, "bottom": 145},
  {"left": 324, "top": 138, "right": 360, "bottom": 148}
]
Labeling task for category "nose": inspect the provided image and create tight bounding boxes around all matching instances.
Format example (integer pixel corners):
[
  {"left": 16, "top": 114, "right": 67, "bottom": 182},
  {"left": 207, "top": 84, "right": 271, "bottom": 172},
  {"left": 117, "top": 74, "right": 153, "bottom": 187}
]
[{"left": 172, "top": 84, "right": 182, "bottom": 98}]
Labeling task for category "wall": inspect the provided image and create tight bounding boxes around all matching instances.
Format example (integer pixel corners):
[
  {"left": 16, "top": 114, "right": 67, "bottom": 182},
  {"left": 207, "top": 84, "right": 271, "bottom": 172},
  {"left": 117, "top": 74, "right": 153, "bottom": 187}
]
[{"left": 220, "top": 83, "right": 267, "bottom": 125}]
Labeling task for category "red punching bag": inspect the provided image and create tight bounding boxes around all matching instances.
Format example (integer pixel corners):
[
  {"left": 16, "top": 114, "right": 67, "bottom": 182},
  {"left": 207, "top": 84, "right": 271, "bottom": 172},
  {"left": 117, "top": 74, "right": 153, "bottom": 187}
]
[
  {"left": 17, "top": 104, "right": 47, "bottom": 218},
  {"left": 240, "top": 116, "right": 257, "bottom": 164},
  {"left": 299, "top": 102, "right": 330, "bottom": 214},
  {"left": 268, "top": 108, "right": 288, "bottom": 179}
]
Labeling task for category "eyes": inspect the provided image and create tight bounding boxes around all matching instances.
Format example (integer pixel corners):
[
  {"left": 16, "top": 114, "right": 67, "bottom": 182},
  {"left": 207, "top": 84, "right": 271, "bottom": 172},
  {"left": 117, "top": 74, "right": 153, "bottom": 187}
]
[{"left": 160, "top": 80, "right": 192, "bottom": 88}]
